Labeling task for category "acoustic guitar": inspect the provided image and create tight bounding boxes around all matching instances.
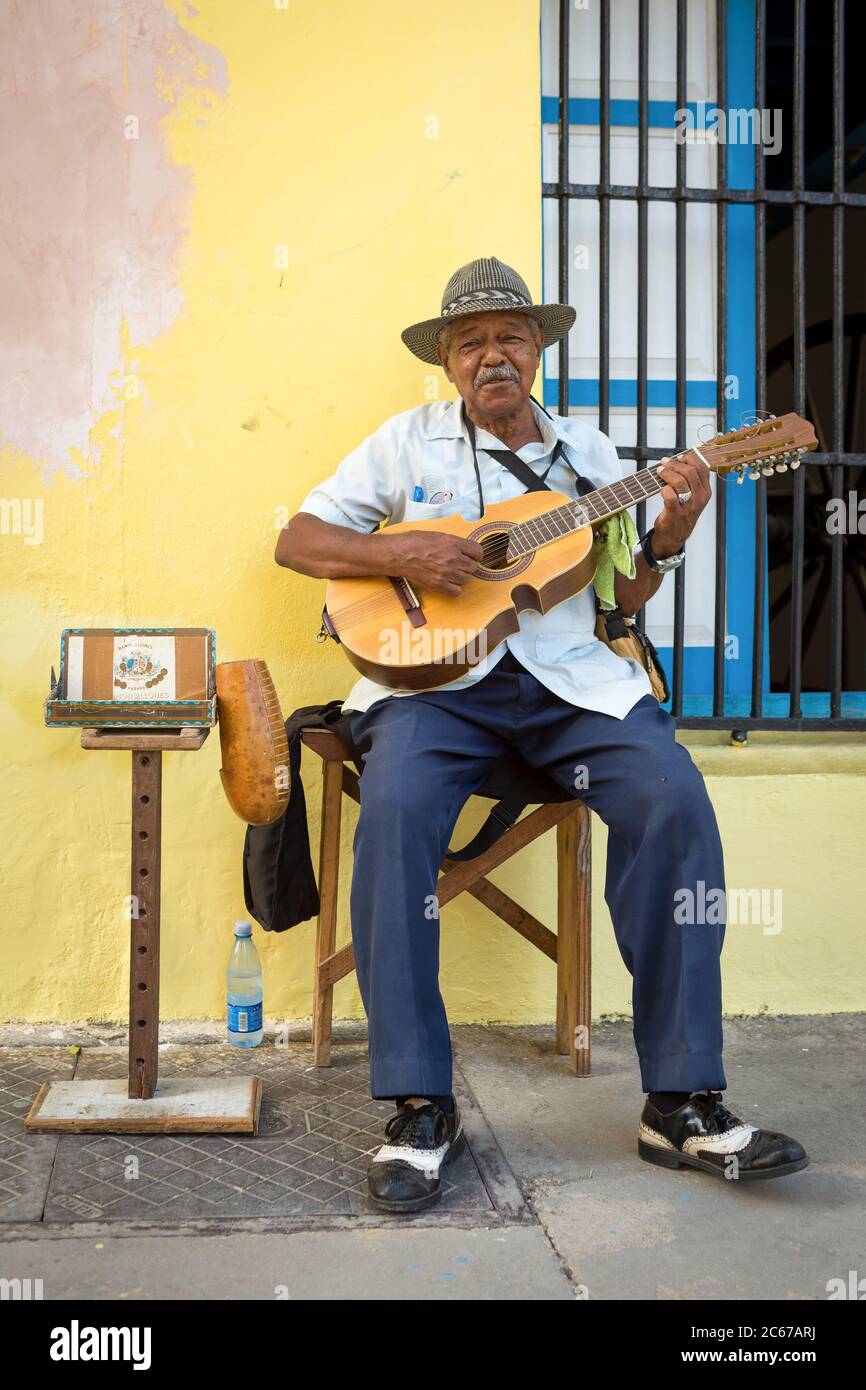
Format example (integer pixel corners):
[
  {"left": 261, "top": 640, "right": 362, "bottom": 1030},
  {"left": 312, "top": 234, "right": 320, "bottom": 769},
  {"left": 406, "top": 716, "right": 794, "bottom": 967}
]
[{"left": 322, "top": 414, "right": 817, "bottom": 690}]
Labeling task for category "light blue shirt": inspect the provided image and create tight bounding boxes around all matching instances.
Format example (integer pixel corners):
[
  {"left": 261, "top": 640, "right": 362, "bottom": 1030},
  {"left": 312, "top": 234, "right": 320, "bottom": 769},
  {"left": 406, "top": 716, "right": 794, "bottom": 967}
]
[{"left": 298, "top": 396, "right": 652, "bottom": 718}]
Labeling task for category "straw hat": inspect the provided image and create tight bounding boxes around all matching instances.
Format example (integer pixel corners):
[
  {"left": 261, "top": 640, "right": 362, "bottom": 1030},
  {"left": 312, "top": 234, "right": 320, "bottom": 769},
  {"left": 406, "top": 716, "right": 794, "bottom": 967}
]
[{"left": 401, "top": 256, "right": 576, "bottom": 365}]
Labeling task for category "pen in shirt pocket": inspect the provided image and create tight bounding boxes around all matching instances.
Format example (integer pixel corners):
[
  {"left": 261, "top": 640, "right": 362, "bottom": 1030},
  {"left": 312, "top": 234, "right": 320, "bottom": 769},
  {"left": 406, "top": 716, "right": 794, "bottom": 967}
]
[{"left": 411, "top": 484, "right": 454, "bottom": 504}]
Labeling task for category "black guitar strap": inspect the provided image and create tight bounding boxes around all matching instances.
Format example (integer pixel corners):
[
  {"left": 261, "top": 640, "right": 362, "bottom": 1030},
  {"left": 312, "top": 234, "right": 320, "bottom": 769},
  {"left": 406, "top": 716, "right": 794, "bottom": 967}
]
[{"left": 461, "top": 396, "right": 597, "bottom": 511}]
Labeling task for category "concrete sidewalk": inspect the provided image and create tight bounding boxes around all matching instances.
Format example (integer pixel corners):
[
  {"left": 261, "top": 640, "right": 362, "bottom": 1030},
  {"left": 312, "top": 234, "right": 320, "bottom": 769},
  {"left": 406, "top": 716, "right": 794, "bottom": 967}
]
[{"left": 1, "top": 1015, "right": 862, "bottom": 1300}]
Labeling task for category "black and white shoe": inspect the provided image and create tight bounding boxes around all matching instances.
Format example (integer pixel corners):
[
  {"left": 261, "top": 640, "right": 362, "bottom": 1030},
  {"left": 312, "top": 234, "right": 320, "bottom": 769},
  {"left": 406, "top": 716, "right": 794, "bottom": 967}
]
[
  {"left": 639, "top": 1090, "right": 809, "bottom": 1181},
  {"left": 366, "top": 1096, "right": 466, "bottom": 1213}
]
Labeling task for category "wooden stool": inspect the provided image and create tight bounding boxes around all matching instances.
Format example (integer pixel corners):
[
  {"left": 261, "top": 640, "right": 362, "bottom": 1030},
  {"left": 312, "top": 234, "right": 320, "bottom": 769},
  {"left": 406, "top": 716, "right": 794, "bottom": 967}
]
[{"left": 301, "top": 729, "right": 593, "bottom": 1078}]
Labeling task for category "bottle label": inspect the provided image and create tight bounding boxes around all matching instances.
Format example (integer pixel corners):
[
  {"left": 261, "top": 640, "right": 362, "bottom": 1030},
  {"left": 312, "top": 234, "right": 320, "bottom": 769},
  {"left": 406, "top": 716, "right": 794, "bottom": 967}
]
[{"left": 228, "top": 1001, "right": 262, "bottom": 1034}]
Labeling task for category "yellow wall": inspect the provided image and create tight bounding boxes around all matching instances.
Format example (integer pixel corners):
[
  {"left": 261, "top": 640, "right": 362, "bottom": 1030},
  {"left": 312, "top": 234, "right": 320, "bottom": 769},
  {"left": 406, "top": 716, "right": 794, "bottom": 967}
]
[{"left": 2, "top": 1, "right": 864, "bottom": 1027}]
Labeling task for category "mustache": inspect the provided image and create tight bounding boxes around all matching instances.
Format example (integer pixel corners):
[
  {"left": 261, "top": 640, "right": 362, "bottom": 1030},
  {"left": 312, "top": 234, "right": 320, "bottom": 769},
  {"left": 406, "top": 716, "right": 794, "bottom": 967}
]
[{"left": 474, "top": 364, "right": 520, "bottom": 390}]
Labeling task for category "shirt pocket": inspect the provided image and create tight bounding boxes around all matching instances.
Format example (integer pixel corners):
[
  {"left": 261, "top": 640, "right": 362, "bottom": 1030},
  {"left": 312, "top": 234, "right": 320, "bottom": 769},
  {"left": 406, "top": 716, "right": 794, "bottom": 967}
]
[{"left": 399, "top": 494, "right": 474, "bottom": 524}]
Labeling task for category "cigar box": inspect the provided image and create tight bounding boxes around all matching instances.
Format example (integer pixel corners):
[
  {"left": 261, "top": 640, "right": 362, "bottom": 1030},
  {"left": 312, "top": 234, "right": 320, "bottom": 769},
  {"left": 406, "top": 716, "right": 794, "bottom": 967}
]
[{"left": 44, "top": 628, "right": 217, "bottom": 727}]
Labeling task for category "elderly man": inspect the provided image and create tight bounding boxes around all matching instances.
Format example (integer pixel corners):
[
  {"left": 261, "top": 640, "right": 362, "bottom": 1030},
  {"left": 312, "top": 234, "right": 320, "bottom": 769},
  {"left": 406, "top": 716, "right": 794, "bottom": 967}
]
[{"left": 276, "top": 257, "right": 808, "bottom": 1213}]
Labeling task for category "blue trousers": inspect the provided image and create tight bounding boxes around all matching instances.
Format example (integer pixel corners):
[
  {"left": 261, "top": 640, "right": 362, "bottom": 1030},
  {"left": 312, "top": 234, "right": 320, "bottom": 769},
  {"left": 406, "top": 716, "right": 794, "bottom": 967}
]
[{"left": 346, "top": 653, "right": 727, "bottom": 1098}]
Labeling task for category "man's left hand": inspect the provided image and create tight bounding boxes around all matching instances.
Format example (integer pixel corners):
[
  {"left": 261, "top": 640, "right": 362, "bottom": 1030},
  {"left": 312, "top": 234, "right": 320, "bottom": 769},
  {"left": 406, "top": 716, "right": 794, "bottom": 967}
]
[{"left": 651, "top": 454, "right": 712, "bottom": 559}]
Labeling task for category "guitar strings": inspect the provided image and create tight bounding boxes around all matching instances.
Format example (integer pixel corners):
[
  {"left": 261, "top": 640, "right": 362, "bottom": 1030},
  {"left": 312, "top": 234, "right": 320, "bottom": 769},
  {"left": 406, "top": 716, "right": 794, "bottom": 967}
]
[
  {"left": 334, "top": 434, "right": 800, "bottom": 627},
  {"left": 335, "top": 495, "right": 649, "bottom": 621},
  {"left": 333, "top": 467, "right": 675, "bottom": 624},
  {"left": 333, "top": 525, "right": 568, "bottom": 623}
]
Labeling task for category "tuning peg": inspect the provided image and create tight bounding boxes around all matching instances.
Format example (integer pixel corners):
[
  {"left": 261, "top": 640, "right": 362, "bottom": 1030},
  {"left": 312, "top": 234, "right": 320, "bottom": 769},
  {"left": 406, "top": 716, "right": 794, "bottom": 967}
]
[
  {"left": 761, "top": 464, "right": 775, "bottom": 476},
  {"left": 775, "top": 456, "right": 788, "bottom": 472},
  {"left": 736, "top": 469, "right": 746, "bottom": 484},
  {"left": 789, "top": 454, "right": 801, "bottom": 471},
  {"left": 749, "top": 468, "right": 762, "bottom": 480}
]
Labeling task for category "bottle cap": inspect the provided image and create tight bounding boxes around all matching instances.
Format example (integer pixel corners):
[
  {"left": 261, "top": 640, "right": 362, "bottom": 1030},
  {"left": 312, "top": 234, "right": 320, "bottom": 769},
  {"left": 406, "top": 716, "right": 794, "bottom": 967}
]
[{"left": 233, "top": 920, "right": 253, "bottom": 937}]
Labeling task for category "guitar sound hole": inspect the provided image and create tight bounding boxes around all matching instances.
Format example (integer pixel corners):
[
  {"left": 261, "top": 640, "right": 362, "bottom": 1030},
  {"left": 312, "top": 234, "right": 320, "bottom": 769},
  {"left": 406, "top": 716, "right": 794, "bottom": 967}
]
[{"left": 480, "top": 531, "right": 515, "bottom": 571}]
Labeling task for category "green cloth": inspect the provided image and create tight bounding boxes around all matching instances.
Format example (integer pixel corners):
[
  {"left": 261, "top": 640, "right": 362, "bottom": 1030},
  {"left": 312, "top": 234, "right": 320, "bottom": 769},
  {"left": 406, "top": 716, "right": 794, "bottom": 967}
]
[{"left": 591, "top": 511, "right": 639, "bottom": 610}]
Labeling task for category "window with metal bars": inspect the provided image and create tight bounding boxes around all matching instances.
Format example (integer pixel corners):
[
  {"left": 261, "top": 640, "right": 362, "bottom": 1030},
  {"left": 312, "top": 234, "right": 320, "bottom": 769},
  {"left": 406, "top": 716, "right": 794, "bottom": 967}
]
[{"left": 541, "top": 0, "right": 865, "bottom": 729}]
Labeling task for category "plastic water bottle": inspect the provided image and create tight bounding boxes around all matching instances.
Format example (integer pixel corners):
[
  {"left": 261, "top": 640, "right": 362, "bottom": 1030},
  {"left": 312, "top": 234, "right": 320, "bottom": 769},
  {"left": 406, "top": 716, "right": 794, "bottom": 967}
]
[{"left": 227, "top": 920, "right": 263, "bottom": 1048}]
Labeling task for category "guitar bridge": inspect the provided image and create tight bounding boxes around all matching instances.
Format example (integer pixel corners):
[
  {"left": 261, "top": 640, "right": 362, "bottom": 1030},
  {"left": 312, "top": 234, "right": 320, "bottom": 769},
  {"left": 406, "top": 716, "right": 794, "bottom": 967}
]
[{"left": 388, "top": 576, "right": 427, "bottom": 628}]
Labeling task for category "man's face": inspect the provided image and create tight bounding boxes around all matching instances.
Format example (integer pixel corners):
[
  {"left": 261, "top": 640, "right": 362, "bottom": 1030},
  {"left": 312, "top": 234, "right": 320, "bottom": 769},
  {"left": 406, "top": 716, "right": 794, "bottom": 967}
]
[{"left": 436, "top": 311, "right": 543, "bottom": 417}]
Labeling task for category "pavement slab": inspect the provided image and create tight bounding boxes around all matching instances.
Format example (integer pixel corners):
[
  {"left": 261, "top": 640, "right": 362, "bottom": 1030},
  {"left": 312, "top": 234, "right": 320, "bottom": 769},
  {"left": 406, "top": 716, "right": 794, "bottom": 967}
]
[
  {"left": 0, "top": 1048, "right": 76, "bottom": 1222},
  {"left": 0, "top": 1223, "right": 573, "bottom": 1300},
  {"left": 451, "top": 1015, "right": 866, "bottom": 1302}
]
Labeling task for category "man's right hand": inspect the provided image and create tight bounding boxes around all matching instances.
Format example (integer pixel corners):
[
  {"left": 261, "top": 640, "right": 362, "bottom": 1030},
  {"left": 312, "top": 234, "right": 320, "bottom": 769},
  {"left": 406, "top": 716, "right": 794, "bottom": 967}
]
[
  {"left": 383, "top": 530, "right": 485, "bottom": 597},
  {"left": 276, "top": 511, "right": 484, "bottom": 594}
]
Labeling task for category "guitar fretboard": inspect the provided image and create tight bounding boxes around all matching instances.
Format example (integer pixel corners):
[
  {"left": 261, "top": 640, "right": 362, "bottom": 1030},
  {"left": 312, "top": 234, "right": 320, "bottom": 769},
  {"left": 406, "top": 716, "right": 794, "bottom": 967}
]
[{"left": 506, "top": 459, "right": 676, "bottom": 560}]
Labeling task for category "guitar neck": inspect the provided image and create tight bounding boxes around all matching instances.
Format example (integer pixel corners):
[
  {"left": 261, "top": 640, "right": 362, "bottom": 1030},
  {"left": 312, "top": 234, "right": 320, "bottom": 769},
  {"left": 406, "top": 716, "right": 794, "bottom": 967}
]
[{"left": 507, "top": 449, "right": 697, "bottom": 559}]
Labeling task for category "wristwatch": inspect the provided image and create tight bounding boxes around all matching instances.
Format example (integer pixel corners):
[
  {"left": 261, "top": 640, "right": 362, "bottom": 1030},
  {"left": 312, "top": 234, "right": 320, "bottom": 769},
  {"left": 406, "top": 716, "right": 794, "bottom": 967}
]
[{"left": 641, "top": 527, "right": 685, "bottom": 574}]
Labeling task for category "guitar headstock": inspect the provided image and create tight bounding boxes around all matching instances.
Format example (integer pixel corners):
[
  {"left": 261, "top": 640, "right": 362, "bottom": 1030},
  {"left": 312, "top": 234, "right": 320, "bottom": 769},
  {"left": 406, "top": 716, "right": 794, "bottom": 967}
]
[{"left": 696, "top": 414, "right": 818, "bottom": 483}]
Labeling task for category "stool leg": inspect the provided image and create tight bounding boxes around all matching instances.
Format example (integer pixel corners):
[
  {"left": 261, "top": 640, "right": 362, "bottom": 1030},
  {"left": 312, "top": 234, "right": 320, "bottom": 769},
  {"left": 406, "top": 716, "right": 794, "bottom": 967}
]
[
  {"left": 556, "top": 804, "right": 592, "bottom": 1077},
  {"left": 312, "top": 758, "right": 343, "bottom": 1066}
]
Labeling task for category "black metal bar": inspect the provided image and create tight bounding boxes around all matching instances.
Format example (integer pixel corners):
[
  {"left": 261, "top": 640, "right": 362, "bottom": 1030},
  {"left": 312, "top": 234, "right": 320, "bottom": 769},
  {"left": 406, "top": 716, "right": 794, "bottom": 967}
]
[
  {"left": 784, "top": 452, "right": 866, "bottom": 467},
  {"left": 676, "top": 716, "right": 864, "bottom": 731},
  {"left": 635, "top": 0, "right": 649, "bottom": 632},
  {"left": 751, "top": 0, "right": 767, "bottom": 720},
  {"left": 788, "top": 0, "right": 807, "bottom": 717},
  {"left": 713, "top": 0, "right": 728, "bottom": 717},
  {"left": 671, "top": 0, "right": 687, "bottom": 717},
  {"left": 542, "top": 183, "right": 866, "bottom": 208},
  {"left": 844, "top": 335, "right": 861, "bottom": 457},
  {"left": 598, "top": 0, "right": 610, "bottom": 436},
  {"left": 830, "top": 0, "right": 845, "bottom": 718},
  {"left": 557, "top": 0, "right": 570, "bottom": 418},
  {"left": 616, "top": 449, "right": 866, "bottom": 467}
]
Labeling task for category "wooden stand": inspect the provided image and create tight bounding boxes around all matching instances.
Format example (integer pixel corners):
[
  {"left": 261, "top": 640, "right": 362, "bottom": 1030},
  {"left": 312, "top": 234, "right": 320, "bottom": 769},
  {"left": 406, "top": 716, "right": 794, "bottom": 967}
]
[{"left": 26, "top": 726, "right": 262, "bottom": 1135}]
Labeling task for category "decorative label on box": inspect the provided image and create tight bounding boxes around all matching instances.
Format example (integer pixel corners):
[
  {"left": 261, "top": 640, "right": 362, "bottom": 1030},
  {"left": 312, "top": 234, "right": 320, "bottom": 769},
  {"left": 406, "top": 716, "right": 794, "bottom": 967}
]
[{"left": 65, "top": 633, "right": 179, "bottom": 702}]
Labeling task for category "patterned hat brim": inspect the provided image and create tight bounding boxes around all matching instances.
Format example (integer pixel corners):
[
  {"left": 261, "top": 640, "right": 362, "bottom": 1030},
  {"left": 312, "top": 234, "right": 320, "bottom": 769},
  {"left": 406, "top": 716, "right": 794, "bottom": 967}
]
[{"left": 401, "top": 300, "right": 576, "bottom": 365}]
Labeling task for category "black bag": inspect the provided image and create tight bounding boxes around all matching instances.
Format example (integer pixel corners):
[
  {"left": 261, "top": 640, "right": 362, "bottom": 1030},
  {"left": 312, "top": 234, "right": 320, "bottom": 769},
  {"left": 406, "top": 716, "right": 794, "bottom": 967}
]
[{"left": 242, "top": 700, "right": 571, "bottom": 933}]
